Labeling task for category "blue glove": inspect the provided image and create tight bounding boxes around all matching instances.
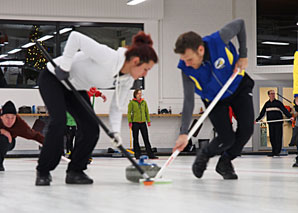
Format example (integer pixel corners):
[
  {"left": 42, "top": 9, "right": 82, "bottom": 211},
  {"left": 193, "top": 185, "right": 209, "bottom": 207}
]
[{"left": 54, "top": 66, "right": 69, "bottom": 81}]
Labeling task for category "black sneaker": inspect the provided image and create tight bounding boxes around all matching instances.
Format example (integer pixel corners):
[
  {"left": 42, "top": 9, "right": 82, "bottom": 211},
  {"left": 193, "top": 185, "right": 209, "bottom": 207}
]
[
  {"left": 192, "top": 151, "right": 209, "bottom": 178},
  {"left": 292, "top": 159, "right": 298, "bottom": 167},
  {"left": 66, "top": 171, "right": 93, "bottom": 184},
  {"left": 35, "top": 171, "right": 52, "bottom": 186},
  {"left": 215, "top": 156, "right": 238, "bottom": 180},
  {"left": 0, "top": 164, "right": 5, "bottom": 171}
]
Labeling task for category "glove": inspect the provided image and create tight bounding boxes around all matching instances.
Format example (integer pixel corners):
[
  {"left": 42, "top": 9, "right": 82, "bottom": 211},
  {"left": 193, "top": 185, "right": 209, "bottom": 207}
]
[
  {"left": 129, "top": 123, "right": 132, "bottom": 128},
  {"left": 147, "top": 122, "right": 151, "bottom": 127},
  {"left": 111, "top": 132, "right": 122, "bottom": 148},
  {"left": 54, "top": 66, "right": 70, "bottom": 81}
]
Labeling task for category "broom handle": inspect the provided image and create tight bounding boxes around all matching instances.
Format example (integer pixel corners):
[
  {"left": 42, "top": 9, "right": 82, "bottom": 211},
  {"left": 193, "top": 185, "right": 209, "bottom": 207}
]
[
  {"left": 154, "top": 69, "right": 241, "bottom": 180},
  {"left": 256, "top": 118, "right": 291, "bottom": 124}
]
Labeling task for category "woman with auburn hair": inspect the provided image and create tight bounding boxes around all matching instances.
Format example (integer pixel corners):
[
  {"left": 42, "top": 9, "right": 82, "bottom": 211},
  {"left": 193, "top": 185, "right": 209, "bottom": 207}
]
[{"left": 36, "top": 31, "right": 158, "bottom": 186}]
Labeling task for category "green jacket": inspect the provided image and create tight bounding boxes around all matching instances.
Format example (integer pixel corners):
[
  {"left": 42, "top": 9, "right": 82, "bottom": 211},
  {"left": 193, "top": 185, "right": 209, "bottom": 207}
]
[
  {"left": 127, "top": 99, "right": 151, "bottom": 123},
  {"left": 66, "top": 112, "right": 76, "bottom": 126}
]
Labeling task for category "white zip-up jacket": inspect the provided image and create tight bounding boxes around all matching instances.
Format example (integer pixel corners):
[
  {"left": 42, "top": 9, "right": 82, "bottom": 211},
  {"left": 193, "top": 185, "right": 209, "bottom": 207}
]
[{"left": 47, "top": 31, "right": 135, "bottom": 133}]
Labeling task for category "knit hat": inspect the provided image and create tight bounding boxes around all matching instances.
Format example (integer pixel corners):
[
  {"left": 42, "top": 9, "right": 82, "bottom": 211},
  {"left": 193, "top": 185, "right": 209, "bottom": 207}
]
[{"left": 1, "top": 101, "right": 17, "bottom": 115}]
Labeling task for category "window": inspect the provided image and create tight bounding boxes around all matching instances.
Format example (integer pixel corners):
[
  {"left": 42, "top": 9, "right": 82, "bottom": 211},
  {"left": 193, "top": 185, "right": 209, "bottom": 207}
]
[
  {"left": 0, "top": 20, "right": 144, "bottom": 88},
  {"left": 257, "top": 0, "right": 298, "bottom": 66}
]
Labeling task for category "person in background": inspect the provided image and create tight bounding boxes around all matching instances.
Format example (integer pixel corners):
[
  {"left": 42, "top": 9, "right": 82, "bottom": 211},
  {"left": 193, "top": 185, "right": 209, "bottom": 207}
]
[
  {"left": 65, "top": 91, "right": 106, "bottom": 161},
  {"left": 127, "top": 89, "right": 158, "bottom": 159},
  {"left": 0, "top": 101, "right": 44, "bottom": 171},
  {"left": 291, "top": 50, "right": 298, "bottom": 166},
  {"left": 255, "top": 90, "right": 293, "bottom": 157},
  {"left": 289, "top": 112, "right": 298, "bottom": 167}
]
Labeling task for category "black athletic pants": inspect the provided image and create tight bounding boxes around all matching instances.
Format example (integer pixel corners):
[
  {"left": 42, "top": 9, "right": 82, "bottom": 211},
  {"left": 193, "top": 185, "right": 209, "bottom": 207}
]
[
  {"left": 65, "top": 125, "right": 76, "bottom": 154},
  {"left": 132, "top": 122, "right": 155, "bottom": 158},
  {"left": 0, "top": 135, "right": 16, "bottom": 167},
  {"left": 37, "top": 69, "right": 99, "bottom": 174},
  {"left": 202, "top": 74, "right": 255, "bottom": 160},
  {"left": 268, "top": 122, "right": 283, "bottom": 155}
]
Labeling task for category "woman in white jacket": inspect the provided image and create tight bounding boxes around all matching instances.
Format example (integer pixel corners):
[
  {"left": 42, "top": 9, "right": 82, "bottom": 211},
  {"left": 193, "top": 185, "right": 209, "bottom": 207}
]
[{"left": 36, "top": 31, "right": 158, "bottom": 186}]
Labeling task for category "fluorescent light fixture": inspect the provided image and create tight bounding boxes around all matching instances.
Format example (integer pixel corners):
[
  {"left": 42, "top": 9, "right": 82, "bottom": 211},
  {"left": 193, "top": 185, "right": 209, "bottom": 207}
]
[
  {"left": 0, "top": 54, "right": 8, "bottom": 59},
  {"left": 8, "top": 49, "right": 21, "bottom": 54},
  {"left": 37, "top": 35, "right": 54, "bottom": 42},
  {"left": 280, "top": 56, "right": 294, "bottom": 60},
  {"left": 59, "top": 28, "right": 72, "bottom": 34},
  {"left": 53, "top": 28, "right": 73, "bottom": 35},
  {"left": 22, "top": 42, "right": 36, "bottom": 48},
  {"left": 257, "top": 55, "right": 272, "bottom": 59},
  {"left": 0, "top": 60, "right": 24, "bottom": 66},
  {"left": 127, "top": 0, "right": 147, "bottom": 6},
  {"left": 261, "top": 41, "right": 289, "bottom": 46}
]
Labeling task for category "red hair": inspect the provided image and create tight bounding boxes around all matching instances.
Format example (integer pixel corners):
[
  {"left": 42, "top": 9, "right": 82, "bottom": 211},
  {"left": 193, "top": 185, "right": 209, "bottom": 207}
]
[{"left": 125, "top": 31, "right": 158, "bottom": 64}]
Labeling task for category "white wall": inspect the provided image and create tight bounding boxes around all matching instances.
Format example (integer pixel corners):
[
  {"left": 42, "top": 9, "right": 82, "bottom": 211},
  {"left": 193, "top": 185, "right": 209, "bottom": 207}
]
[{"left": 1, "top": 0, "right": 292, "bottom": 150}]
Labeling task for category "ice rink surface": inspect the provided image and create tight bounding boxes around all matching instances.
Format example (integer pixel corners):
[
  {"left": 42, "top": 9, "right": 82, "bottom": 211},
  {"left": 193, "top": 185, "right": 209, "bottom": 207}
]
[{"left": 1, "top": 155, "right": 298, "bottom": 213}]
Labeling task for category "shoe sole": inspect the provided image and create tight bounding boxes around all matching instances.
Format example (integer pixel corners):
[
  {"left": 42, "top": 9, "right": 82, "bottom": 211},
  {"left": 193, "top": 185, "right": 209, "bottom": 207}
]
[
  {"left": 65, "top": 180, "right": 93, "bottom": 184},
  {"left": 35, "top": 181, "right": 51, "bottom": 186},
  {"left": 215, "top": 168, "right": 238, "bottom": 180}
]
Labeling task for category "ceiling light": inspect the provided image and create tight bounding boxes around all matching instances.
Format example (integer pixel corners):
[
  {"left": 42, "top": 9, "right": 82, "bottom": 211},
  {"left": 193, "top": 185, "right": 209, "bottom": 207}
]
[
  {"left": 0, "top": 54, "right": 8, "bottom": 59},
  {"left": 8, "top": 49, "right": 21, "bottom": 54},
  {"left": 53, "top": 28, "right": 73, "bottom": 35},
  {"left": 257, "top": 55, "right": 272, "bottom": 59},
  {"left": 22, "top": 42, "right": 36, "bottom": 48},
  {"left": 127, "top": 0, "right": 147, "bottom": 6},
  {"left": 280, "top": 56, "right": 294, "bottom": 60},
  {"left": 37, "top": 35, "right": 54, "bottom": 42},
  {"left": 261, "top": 41, "right": 290, "bottom": 46},
  {"left": 0, "top": 60, "right": 24, "bottom": 66},
  {"left": 59, "top": 28, "right": 72, "bottom": 34}
]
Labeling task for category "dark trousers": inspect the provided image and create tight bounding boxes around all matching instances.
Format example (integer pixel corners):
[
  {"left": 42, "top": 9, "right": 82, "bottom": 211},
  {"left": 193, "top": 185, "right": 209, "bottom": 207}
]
[
  {"left": 37, "top": 69, "right": 99, "bottom": 174},
  {"left": 268, "top": 122, "right": 283, "bottom": 155},
  {"left": 132, "top": 122, "right": 154, "bottom": 158},
  {"left": 0, "top": 135, "right": 16, "bottom": 166},
  {"left": 65, "top": 125, "right": 76, "bottom": 153},
  {"left": 289, "top": 126, "right": 298, "bottom": 146},
  {"left": 203, "top": 74, "right": 255, "bottom": 160},
  {"left": 290, "top": 127, "right": 298, "bottom": 161}
]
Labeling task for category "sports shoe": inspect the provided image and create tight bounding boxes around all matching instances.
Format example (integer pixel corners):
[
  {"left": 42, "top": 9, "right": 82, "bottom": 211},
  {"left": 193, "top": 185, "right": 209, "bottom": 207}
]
[
  {"left": 149, "top": 155, "right": 159, "bottom": 159},
  {"left": 192, "top": 151, "right": 209, "bottom": 178},
  {"left": 66, "top": 171, "right": 93, "bottom": 184},
  {"left": 292, "top": 162, "right": 298, "bottom": 167},
  {"left": 215, "top": 156, "right": 238, "bottom": 180},
  {"left": 35, "top": 171, "right": 52, "bottom": 186},
  {"left": 0, "top": 164, "right": 5, "bottom": 171}
]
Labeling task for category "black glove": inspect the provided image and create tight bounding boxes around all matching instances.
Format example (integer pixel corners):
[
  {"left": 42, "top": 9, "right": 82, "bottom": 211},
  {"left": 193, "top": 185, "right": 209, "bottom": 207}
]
[{"left": 54, "top": 66, "right": 69, "bottom": 81}]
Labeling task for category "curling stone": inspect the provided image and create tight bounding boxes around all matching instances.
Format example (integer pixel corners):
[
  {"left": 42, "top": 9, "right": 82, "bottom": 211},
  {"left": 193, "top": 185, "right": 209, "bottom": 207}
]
[{"left": 126, "top": 155, "right": 161, "bottom": 183}]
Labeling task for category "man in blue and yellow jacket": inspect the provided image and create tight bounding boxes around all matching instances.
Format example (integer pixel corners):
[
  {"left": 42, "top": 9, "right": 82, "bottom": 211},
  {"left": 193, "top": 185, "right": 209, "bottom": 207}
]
[{"left": 173, "top": 19, "right": 254, "bottom": 180}]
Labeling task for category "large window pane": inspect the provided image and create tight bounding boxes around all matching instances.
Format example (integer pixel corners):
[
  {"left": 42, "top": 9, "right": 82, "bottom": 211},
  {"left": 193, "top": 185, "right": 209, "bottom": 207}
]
[
  {"left": 0, "top": 20, "right": 143, "bottom": 89},
  {"left": 257, "top": 0, "right": 298, "bottom": 66}
]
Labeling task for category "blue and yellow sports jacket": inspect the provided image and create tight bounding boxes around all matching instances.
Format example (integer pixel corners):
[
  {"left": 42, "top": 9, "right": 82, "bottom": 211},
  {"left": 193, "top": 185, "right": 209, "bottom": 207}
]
[
  {"left": 293, "top": 51, "right": 298, "bottom": 98},
  {"left": 178, "top": 31, "right": 245, "bottom": 102}
]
